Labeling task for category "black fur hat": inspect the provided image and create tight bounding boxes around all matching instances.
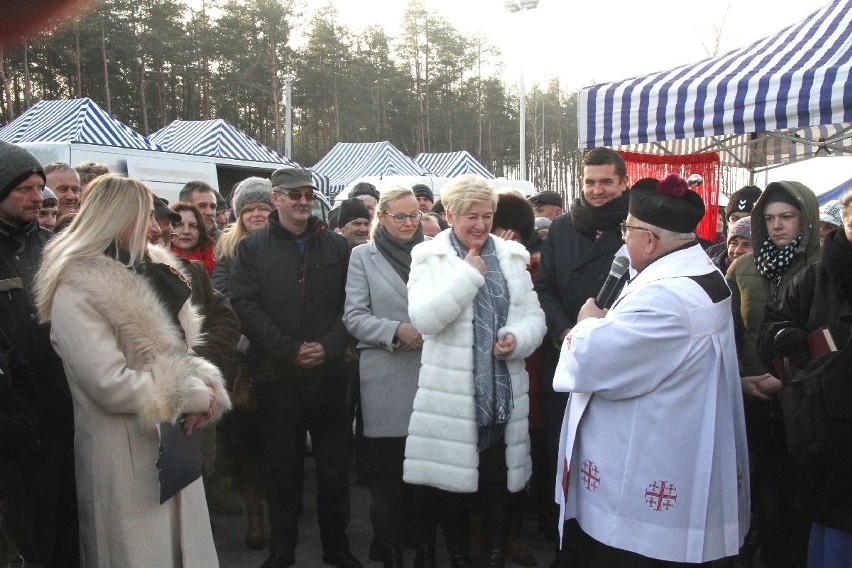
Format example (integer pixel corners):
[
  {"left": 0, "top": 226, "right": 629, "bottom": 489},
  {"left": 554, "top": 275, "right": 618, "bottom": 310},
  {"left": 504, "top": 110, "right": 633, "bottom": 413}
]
[{"left": 494, "top": 192, "right": 535, "bottom": 243}]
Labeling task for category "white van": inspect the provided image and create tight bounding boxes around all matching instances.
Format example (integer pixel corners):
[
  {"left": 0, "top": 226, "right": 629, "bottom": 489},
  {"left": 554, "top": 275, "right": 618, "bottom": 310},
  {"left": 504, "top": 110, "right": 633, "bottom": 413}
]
[{"left": 333, "top": 175, "right": 537, "bottom": 207}]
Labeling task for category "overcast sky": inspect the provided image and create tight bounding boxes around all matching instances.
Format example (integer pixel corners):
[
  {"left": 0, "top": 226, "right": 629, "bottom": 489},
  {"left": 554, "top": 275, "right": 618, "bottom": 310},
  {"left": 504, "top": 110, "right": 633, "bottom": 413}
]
[{"left": 302, "top": 0, "right": 825, "bottom": 90}]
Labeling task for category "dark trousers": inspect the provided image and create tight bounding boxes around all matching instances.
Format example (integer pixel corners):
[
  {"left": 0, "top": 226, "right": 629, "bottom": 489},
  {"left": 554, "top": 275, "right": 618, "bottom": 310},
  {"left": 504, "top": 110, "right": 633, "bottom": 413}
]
[
  {"left": 441, "top": 444, "right": 516, "bottom": 558},
  {"left": 370, "top": 437, "right": 438, "bottom": 550},
  {"left": 19, "top": 434, "right": 79, "bottom": 568},
  {"left": 256, "top": 377, "right": 352, "bottom": 556}
]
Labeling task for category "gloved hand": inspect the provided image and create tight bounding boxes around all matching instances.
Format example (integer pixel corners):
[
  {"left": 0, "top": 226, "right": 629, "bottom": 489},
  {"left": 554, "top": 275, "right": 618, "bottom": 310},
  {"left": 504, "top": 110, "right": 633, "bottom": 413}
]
[{"left": 772, "top": 327, "right": 810, "bottom": 369}]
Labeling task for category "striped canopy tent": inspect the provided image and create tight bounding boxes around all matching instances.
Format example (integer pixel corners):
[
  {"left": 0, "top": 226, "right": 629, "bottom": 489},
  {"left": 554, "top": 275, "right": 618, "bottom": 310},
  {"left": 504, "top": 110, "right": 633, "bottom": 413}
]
[
  {"left": 150, "top": 119, "right": 294, "bottom": 163},
  {"left": 414, "top": 151, "right": 495, "bottom": 179},
  {"left": 312, "top": 141, "right": 427, "bottom": 196},
  {"left": 150, "top": 119, "right": 330, "bottom": 193},
  {"left": 817, "top": 176, "right": 852, "bottom": 204},
  {"left": 578, "top": 0, "right": 852, "bottom": 172},
  {"left": 0, "top": 98, "right": 161, "bottom": 149}
]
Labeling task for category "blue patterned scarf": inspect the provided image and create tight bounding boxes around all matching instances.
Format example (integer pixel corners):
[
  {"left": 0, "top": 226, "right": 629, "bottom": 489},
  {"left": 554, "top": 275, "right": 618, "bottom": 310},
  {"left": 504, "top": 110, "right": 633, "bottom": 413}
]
[{"left": 449, "top": 233, "right": 512, "bottom": 451}]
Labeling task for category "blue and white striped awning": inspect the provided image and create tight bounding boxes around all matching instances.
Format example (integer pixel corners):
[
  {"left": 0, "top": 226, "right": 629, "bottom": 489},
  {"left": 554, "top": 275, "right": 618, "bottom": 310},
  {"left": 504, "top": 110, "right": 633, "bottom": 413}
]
[
  {"left": 151, "top": 119, "right": 295, "bottom": 165},
  {"left": 414, "top": 151, "right": 495, "bottom": 179},
  {"left": 0, "top": 98, "right": 161, "bottom": 150},
  {"left": 578, "top": 0, "right": 852, "bottom": 171},
  {"left": 311, "top": 141, "right": 427, "bottom": 195}
]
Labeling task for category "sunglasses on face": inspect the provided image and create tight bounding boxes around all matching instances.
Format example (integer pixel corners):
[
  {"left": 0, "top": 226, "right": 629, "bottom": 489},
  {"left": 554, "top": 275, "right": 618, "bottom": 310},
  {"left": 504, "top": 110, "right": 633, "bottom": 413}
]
[{"left": 278, "top": 189, "right": 316, "bottom": 201}]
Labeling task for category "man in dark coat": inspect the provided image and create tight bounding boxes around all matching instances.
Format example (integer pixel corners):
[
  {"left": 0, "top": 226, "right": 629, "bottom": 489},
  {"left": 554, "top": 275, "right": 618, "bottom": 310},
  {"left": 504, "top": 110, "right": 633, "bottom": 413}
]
[
  {"left": 0, "top": 141, "right": 78, "bottom": 567},
  {"left": 229, "top": 167, "right": 360, "bottom": 568},
  {"left": 533, "top": 147, "right": 629, "bottom": 566}
]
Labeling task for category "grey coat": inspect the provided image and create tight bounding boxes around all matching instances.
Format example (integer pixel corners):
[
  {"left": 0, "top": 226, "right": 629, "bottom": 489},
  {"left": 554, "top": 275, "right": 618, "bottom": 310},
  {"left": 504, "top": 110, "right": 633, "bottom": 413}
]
[{"left": 343, "top": 241, "right": 421, "bottom": 437}]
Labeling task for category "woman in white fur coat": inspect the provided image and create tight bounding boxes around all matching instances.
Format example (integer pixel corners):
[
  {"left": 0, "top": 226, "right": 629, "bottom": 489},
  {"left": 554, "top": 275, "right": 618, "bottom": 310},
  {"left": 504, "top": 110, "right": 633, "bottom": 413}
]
[
  {"left": 403, "top": 175, "right": 546, "bottom": 567},
  {"left": 35, "top": 175, "right": 231, "bottom": 568}
]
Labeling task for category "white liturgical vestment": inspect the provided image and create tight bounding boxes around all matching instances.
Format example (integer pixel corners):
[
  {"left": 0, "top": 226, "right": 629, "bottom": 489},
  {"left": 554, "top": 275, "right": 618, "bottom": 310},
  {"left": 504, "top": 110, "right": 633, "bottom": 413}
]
[{"left": 554, "top": 242, "right": 749, "bottom": 563}]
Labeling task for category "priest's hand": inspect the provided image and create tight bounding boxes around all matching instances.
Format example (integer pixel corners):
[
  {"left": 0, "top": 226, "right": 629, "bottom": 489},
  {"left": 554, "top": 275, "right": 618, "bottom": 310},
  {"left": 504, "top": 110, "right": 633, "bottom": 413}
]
[{"left": 577, "top": 298, "right": 606, "bottom": 323}]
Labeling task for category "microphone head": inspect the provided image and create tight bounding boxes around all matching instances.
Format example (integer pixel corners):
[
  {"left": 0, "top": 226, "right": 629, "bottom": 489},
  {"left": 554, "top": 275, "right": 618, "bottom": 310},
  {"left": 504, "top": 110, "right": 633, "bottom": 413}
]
[
  {"left": 609, "top": 255, "right": 630, "bottom": 278},
  {"left": 687, "top": 174, "right": 703, "bottom": 187}
]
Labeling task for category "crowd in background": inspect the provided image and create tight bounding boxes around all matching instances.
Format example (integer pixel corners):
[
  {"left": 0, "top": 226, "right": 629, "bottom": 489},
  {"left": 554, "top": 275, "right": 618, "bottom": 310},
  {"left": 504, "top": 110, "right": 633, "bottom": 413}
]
[{"left": 1, "top": 139, "right": 850, "bottom": 568}]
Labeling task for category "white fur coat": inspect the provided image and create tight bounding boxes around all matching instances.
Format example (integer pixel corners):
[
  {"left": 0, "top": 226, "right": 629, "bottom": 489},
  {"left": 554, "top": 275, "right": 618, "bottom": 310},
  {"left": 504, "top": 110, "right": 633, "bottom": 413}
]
[
  {"left": 403, "top": 231, "right": 546, "bottom": 493},
  {"left": 48, "top": 246, "right": 229, "bottom": 567}
]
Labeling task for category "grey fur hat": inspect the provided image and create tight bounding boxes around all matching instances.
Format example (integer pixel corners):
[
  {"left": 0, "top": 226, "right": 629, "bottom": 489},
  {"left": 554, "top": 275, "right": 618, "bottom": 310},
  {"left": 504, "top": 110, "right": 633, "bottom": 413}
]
[
  {"left": 0, "top": 141, "right": 45, "bottom": 202},
  {"left": 232, "top": 177, "right": 273, "bottom": 215}
]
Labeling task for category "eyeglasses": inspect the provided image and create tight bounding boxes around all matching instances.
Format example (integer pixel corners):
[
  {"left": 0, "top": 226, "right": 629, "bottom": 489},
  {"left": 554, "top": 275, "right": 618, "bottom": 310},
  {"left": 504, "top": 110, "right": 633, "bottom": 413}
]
[
  {"left": 277, "top": 189, "right": 316, "bottom": 201},
  {"left": 620, "top": 223, "right": 658, "bottom": 239},
  {"left": 387, "top": 211, "right": 423, "bottom": 224}
]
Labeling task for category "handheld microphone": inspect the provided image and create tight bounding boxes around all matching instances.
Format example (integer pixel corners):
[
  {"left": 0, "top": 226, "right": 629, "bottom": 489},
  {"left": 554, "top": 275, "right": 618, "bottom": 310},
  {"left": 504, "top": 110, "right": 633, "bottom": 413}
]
[
  {"left": 595, "top": 255, "right": 630, "bottom": 308},
  {"left": 687, "top": 174, "right": 703, "bottom": 188}
]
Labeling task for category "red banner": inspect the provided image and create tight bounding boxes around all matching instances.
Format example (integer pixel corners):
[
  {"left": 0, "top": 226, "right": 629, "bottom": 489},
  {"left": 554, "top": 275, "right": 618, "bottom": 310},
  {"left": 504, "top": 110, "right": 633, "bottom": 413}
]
[{"left": 619, "top": 151, "right": 721, "bottom": 242}]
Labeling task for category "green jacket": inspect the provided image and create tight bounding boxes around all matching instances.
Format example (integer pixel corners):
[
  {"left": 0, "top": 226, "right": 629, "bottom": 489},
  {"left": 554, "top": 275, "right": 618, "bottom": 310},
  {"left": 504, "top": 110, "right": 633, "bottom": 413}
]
[{"left": 725, "top": 181, "right": 821, "bottom": 375}]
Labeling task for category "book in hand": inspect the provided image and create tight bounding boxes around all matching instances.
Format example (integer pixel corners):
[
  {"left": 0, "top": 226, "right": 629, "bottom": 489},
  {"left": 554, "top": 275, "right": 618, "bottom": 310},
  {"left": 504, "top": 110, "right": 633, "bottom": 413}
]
[
  {"left": 157, "top": 418, "right": 203, "bottom": 505},
  {"left": 772, "top": 327, "right": 838, "bottom": 383}
]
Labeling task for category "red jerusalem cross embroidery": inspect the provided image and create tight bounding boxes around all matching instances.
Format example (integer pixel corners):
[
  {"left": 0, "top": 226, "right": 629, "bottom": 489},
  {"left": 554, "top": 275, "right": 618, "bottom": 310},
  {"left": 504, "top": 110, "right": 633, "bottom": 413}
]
[
  {"left": 737, "top": 468, "right": 744, "bottom": 493},
  {"left": 645, "top": 480, "right": 678, "bottom": 511},
  {"left": 580, "top": 460, "right": 600, "bottom": 491}
]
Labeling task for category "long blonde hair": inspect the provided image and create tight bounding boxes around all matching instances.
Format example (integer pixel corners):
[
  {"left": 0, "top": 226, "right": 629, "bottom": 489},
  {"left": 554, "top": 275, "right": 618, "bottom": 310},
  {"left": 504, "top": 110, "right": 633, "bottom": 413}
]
[{"left": 36, "top": 174, "right": 152, "bottom": 322}]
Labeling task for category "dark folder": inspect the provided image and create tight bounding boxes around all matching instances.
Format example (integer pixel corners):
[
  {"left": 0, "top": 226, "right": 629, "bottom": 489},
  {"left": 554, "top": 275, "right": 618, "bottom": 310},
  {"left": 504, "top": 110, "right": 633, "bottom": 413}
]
[{"left": 157, "top": 419, "right": 203, "bottom": 504}]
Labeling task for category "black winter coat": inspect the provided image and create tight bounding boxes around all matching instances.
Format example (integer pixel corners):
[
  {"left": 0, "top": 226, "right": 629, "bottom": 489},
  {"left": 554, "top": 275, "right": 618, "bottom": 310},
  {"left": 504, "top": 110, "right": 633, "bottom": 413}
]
[
  {"left": 533, "top": 212, "right": 623, "bottom": 392},
  {"left": 0, "top": 326, "right": 38, "bottom": 459},
  {"left": 229, "top": 213, "right": 350, "bottom": 385},
  {"left": 0, "top": 219, "right": 73, "bottom": 442},
  {"left": 760, "top": 228, "right": 852, "bottom": 532}
]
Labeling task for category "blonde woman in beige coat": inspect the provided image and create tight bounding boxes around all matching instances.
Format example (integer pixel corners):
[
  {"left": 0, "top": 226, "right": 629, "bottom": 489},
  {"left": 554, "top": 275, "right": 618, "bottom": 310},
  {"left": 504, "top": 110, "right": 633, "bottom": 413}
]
[{"left": 35, "top": 175, "right": 231, "bottom": 567}]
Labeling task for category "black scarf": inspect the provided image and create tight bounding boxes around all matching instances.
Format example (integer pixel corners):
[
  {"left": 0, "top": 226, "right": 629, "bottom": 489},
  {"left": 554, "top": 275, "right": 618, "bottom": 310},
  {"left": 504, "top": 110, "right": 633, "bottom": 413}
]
[
  {"left": 823, "top": 229, "right": 852, "bottom": 292},
  {"left": 373, "top": 223, "right": 424, "bottom": 283},
  {"left": 755, "top": 233, "right": 804, "bottom": 288},
  {"left": 569, "top": 192, "right": 629, "bottom": 237}
]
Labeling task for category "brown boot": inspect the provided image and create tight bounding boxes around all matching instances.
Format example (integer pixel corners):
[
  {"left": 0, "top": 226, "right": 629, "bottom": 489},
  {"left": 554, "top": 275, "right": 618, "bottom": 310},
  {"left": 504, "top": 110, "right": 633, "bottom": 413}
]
[
  {"left": 245, "top": 499, "right": 266, "bottom": 550},
  {"left": 506, "top": 510, "right": 536, "bottom": 566},
  {"left": 240, "top": 456, "right": 266, "bottom": 550}
]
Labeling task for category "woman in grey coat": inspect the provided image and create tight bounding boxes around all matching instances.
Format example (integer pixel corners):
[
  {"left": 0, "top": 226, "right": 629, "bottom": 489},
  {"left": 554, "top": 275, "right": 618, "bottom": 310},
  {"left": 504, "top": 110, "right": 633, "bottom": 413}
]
[{"left": 343, "top": 186, "right": 436, "bottom": 568}]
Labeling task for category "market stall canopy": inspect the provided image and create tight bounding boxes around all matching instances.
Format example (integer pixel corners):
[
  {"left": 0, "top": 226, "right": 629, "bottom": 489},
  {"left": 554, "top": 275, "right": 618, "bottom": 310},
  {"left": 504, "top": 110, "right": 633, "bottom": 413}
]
[
  {"left": 578, "top": 0, "right": 851, "bottom": 172},
  {"left": 150, "top": 119, "right": 330, "bottom": 193},
  {"left": 151, "top": 119, "right": 294, "bottom": 164},
  {"left": 0, "top": 97, "right": 161, "bottom": 150},
  {"left": 414, "top": 151, "right": 495, "bottom": 179},
  {"left": 817, "top": 176, "right": 852, "bottom": 204},
  {"left": 312, "top": 141, "right": 427, "bottom": 195}
]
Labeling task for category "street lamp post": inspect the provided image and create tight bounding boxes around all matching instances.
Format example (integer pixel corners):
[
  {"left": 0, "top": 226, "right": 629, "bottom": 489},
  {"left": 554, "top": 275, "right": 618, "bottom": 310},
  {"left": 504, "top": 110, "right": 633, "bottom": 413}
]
[
  {"left": 284, "top": 75, "right": 294, "bottom": 160},
  {"left": 505, "top": 0, "right": 538, "bottom": 182}
]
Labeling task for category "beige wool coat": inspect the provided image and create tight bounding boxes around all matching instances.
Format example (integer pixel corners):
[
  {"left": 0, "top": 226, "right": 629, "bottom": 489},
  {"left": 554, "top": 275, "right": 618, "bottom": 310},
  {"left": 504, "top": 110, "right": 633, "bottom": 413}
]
[{"left": 47, "top": 246, "right": 230, "bottom": 568}]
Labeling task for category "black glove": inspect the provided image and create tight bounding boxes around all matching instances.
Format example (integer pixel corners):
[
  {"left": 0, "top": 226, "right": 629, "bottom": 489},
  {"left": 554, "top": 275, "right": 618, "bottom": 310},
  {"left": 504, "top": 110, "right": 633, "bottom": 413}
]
[{"left": 772, "top": 327, "right": 811, "bottom": 369}]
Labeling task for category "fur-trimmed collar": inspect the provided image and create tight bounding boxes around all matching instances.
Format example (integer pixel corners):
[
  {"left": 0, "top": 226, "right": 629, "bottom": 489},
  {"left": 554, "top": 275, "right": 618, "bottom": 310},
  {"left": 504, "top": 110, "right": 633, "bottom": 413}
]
[{"left": 61, "top": 249, "right": 204, "bottom": 359}]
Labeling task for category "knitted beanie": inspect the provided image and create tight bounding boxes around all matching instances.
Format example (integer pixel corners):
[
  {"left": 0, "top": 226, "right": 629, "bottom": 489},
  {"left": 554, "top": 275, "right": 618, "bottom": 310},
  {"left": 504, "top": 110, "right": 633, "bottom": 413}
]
[
  {"left": 0, "top": 141, "right": 45, "bottom": 202},
  {"left": 337, "top": 198, "right": 371, "bottom": 229},
  {"left": 232, "top": 177, "right": 273, "bottom": 215}
]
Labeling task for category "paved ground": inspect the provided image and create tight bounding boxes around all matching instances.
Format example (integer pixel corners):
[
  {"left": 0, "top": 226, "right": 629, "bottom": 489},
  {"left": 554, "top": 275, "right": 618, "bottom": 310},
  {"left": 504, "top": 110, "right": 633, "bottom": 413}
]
[{"left": 213, "top": 459, "right": 556, "bottom": 567}]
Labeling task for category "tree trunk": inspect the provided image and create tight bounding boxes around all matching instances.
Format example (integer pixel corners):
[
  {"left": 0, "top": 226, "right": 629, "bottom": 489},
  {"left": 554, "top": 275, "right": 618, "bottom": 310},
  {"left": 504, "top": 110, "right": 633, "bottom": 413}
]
[
  {"left": 101, "top": 17, "right": 111, "bottom": 114},
  {"left": 0, "top": 46, "right": 14, "bottom": 121},
  {"left": 23, "top": 42, "right": 31, "bottom": 108},
  {"left": 74, "top": 22, "right": 82, "bottom": 97}
]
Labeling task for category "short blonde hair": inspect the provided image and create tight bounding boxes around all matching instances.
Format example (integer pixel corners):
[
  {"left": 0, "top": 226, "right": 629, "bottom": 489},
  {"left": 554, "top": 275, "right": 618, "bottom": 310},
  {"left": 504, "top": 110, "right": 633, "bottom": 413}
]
[{"left": 440, "top": 175, "right": 497, "bottom": 218}]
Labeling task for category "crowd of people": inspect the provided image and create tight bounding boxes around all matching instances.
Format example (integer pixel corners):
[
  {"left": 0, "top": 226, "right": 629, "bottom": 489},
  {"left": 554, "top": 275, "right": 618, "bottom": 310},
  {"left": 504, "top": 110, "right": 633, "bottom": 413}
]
[{"left": 1, "top": 139, "right": 850, "bottom": 568}]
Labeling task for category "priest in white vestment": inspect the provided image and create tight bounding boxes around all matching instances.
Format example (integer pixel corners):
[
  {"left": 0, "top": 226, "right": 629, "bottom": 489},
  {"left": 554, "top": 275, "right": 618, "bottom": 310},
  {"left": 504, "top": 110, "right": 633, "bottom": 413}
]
[{"left": 554, "top": 174, "right": 750, "bottom": 566}]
